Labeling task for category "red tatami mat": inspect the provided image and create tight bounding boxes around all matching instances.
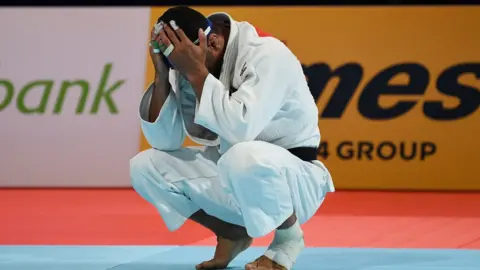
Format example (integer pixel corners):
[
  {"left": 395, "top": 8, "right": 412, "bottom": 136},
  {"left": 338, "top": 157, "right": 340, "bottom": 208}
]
[{"left": 1, "top": 189, "right": 479, "bottom": 248}]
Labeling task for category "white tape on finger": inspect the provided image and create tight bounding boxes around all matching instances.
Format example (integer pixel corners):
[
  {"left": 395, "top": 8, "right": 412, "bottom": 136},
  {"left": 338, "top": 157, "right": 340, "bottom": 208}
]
[
  {"left": 193, "top": 26, "right": 211, "bottom": 44},
  {"left": 154, "top": 21, "right": 164, "bottom": 34},
  {"left": 163, "top": 44, "right": 175, "bottom": 57}
]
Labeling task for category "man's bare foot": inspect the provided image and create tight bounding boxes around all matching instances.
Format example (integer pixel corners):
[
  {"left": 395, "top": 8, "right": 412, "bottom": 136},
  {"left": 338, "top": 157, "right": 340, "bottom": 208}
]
[
  {"left": 196, "top": 236, "right": 253, "bottom": 269},
  {"left": 245, "top": 256, "right": 287, "bottom": 270}
]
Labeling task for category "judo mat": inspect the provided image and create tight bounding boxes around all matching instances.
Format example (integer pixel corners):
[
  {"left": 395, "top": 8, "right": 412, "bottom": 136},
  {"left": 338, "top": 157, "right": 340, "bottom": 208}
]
[
  {"left": 1, "top": 189, "right": 480, "bottom": 270},
  {"left": 1, "top": 246, "right": 480, "bottom": 270}
]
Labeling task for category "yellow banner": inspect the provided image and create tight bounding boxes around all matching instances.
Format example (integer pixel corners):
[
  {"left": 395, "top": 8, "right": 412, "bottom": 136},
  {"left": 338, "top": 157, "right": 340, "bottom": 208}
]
[{"left": 143, "top": 7, "right": 480, "bottom": 190}]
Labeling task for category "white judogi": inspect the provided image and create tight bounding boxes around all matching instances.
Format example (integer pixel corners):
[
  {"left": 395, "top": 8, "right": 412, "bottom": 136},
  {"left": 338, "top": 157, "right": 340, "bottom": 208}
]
[{"left": 130, "top": 13, "right": 334, "bottom": 238}]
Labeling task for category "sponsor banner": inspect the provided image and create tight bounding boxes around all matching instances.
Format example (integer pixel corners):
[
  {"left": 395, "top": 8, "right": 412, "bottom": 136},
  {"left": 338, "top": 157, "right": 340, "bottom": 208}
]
[
  {"left": 0, "top": 8, "right": 150, "bottom": 187},
  {"left": 143, "top": 7, "right": 480, "bottom": 190}
]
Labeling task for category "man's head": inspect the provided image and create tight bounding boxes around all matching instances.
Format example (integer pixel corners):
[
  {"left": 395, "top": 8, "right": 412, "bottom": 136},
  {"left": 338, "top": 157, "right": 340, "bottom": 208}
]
[{"left": 158, "top": 6, "right": 230, "bottom": 76}]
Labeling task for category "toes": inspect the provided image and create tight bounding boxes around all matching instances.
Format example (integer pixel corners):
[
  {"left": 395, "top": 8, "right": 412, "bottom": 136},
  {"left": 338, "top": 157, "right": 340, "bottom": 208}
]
[
  {"left": 245, "top": 262, "right": 257, "bottom": 270},
  {"left": 196, "top": 260, "right": 213, "bottom": 269},
  {"left": 245, "top": 265, "right": 269, "bottom": 270},
  {"left": 195, "top": 262, "right": 206, "bottom": 269},
  {"left": 196, "top": 259, "right": 228, "bottom": 269},
  {"left": 245, "top": 255, "right": 287, "bottom": 270}
]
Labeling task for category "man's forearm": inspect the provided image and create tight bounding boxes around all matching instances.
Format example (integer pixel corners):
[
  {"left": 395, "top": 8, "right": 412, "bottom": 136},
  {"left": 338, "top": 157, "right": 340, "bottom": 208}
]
[
  {"left": 148, "top": 75, "right": 171, "bottom": 123},
  {"left": 187, "top": 67, "right": 209, "bottom": 101}
]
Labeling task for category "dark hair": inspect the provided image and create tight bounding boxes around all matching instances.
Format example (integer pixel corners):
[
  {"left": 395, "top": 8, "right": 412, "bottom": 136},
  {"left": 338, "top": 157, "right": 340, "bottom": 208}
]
[
  {"left": 157, "top": 6, "right": 210, "bottom": 43},
  {"left": 210, "top": 20, "right": 230, "bottom": 36}
]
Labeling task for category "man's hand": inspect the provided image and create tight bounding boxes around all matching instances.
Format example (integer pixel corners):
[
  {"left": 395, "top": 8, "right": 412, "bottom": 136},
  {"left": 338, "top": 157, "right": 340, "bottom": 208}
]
[
  {"left": 149, "top": 26, "right": 169, "bottom": 80},
  {"left": 157, "top": 21, "right": 210, "bottom": 94},
  {"left": 147, "top": 25, "right": 171, "bottom": 122}
]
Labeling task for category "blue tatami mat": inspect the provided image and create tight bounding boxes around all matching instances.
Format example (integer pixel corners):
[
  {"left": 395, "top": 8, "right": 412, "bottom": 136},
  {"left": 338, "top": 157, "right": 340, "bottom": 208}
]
[{"left": 0, "top": 246, "right": 479, "bottom": 270}]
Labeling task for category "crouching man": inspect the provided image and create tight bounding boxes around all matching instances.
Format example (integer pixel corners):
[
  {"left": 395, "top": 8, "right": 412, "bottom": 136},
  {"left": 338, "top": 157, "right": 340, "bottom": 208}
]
[{"left": 130, "top": 6, "right": 334, "bottom": 270}]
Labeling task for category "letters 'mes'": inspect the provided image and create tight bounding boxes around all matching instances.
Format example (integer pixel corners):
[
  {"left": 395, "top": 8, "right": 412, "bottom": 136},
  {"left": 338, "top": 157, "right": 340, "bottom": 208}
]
[{"left": 303, "top": 62, "right": 480, "bottom": 121}]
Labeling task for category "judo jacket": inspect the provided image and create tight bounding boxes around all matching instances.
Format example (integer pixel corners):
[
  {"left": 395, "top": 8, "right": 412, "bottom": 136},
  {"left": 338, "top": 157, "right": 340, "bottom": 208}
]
[{"left": 139, "top": 12, "right": 321, "bottom": 155}]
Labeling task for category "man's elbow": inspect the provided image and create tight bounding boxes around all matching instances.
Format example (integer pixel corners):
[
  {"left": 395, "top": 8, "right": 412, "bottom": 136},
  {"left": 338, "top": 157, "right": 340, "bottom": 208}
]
[
  {"left": 145, "top": 136, "right": 184, "bottom": 152},
  {"left": 141, "top": 126, "right": 185, "bottom": 152}
]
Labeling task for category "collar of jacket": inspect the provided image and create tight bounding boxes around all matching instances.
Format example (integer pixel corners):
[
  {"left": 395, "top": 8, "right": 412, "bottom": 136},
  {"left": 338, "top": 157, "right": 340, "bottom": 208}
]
[{"left": 207, "top": 12, "right": 239, "bottom": 93}]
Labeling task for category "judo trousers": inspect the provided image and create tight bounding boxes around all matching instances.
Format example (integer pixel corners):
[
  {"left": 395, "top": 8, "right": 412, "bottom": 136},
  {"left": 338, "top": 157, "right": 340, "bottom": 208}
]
[{"left": 130, "top": 141, "right": 334, "bottom": 238}]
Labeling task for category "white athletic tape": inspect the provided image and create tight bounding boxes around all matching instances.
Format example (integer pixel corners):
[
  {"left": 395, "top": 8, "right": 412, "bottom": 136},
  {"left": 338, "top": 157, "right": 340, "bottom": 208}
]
[
  {"left": 163, "top": 44, "right": 175, "bottom": 57},
  {"left": 170, "top": 20, "right": 179, "bottom": 30},
  {"left": 204, "top": 26, "right": 212, "bottom": 36},
  {"left": 193, "top": 26, "right": 211, "bottom": 44},
  {"left": 153, "top": 48, "right": 160, "bottom": 54},
  {"left": 154, "top": 21, "right": 164, "bottom": 34}
]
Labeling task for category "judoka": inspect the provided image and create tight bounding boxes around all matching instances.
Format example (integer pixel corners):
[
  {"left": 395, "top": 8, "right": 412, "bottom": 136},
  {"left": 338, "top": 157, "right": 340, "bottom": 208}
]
[{"left": 130, "top": 6, "right": 334, "bottom": 270}]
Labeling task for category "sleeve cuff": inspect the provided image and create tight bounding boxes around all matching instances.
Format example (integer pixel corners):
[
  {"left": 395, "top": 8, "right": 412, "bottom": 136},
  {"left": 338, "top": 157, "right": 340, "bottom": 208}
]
[
  {"left": 139, "top": 82, "right": 175, "bottom": 124},
  {"left": 194, "top": 74, "right": 221, "bottom": 128}
]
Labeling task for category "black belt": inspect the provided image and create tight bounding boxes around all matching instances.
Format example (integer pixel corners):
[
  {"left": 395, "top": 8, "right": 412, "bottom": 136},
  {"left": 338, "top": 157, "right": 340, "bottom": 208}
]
[{"left": 287, "top": 147, "right": 318, "bottom": 162}]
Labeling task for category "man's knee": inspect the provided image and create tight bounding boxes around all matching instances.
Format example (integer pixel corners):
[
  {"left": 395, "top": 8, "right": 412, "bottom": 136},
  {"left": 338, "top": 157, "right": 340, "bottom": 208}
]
[
  {"left": 218, "top": 141, "right": 274, "bottom": 177},
  {"left": 130, "top": 149, "right": 153, "bottom": 188},
  {"left": 130, "top": 148, "right": 173, "bottom": 191},
  {"left": 130, "top": 148, "right": 180, "bottom": 204}
]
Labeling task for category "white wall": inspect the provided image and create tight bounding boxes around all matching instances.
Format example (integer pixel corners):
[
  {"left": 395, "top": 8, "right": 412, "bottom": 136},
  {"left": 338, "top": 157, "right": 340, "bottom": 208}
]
[{"left": 0, "top": 8, "right": 150, "bottom": 186}]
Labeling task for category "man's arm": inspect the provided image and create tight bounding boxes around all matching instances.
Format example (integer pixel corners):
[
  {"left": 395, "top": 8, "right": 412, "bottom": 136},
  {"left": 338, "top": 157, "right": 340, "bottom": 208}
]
[
  {"left": 191, "top": 47, "right": 297, "bottom": 145},
  {"left": 147, "top": 75, "right": 171, "bottom": 122},
  {"left": 140, "top": 75, "right": 186, "bottom": 151}
]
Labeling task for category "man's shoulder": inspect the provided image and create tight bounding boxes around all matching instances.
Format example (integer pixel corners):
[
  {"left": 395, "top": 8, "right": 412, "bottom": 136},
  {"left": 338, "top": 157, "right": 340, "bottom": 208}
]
[
  {"left": 236, "top": 23, "right": 301, "bottom": 78},
  {"left": 231, "top": 22, "right": 303, "bottom": 87},
  {"left": 236, "top": 22, "right": 292, "bottom": 63}
]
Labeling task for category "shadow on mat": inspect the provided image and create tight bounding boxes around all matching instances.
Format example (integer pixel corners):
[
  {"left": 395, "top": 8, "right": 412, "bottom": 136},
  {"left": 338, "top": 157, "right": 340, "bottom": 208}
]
[{"left": 107, "top": 249, "right": 448, "bottom": 270}]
